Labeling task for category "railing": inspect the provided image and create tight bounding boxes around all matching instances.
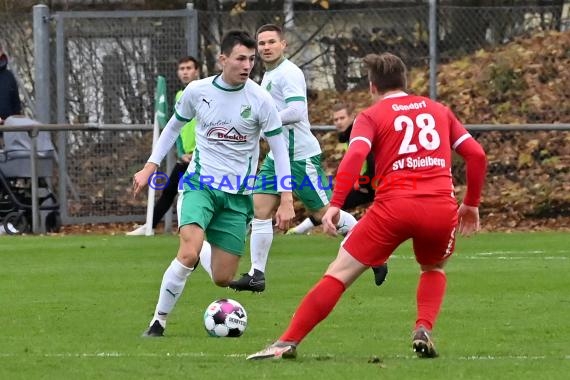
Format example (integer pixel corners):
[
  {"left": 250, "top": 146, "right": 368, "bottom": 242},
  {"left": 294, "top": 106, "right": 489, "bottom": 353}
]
[
  {"left": 2, "top": 123, "right": 568, "bottom": 234},
  {"left": 1, "top": 124, "right": 151, "bottom": 233}
]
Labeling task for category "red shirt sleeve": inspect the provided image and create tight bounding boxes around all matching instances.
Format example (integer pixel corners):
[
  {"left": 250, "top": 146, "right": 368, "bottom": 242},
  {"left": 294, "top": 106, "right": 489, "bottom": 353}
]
[
  {"left": 351, "top": 112, "right": 376, "bottom": 143},
  {"left": 330, "top": 113, "right": 375, "bottom": 207},
  {"left": 446, "top": 107, "right": 487, "bottom": 206},
  {"left": 455, "top": 137, "right": 487, "bottom": 207},
  {"left": 448, "top": 107, "right": 471, "bottom": 147}
]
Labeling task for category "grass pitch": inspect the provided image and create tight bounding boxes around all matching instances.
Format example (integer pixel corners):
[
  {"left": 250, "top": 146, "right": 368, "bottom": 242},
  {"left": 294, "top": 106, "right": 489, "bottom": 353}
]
[{"left": 1, "top": 232, "right": 569, "bottom": 379}]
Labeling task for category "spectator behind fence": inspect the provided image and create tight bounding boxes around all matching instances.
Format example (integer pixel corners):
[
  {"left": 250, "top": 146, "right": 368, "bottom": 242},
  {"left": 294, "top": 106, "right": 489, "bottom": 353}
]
[
  {"left": 0, "top": 47, "right": 21, "bottom": 125},
  {"left": 127, "top": 56, "right": 200, "bottom": 236}
]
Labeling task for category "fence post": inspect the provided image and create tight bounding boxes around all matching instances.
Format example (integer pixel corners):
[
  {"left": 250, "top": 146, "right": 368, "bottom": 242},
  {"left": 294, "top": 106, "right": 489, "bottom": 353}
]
[
  {"left": 32, "top": 5, "right": 51, "bottom": 233},
  {"left": 428, "top": 0, "right": 438, "bottom": 100},
  {"left": 55, "top": 13, "right": 69, "bottom": 225},
  {"left": 284, "top": 0, "right": 295, "bottom": 29},
  {"left": 33, "top": 5, "right": 51, "bottom": 123},
  {"left": 185, "top": 3, "right": 199, "bottom": 58}
]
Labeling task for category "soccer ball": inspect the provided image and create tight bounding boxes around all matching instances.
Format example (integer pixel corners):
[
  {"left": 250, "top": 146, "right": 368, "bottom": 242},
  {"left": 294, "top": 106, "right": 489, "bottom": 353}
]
[{"left": 203, "top": 298, "right": 248, "bottom": 337}]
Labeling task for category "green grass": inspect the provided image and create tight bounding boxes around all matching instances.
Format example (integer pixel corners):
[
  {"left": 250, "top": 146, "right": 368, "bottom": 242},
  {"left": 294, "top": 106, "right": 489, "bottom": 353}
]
[{"left": 1, "top": 232, "right": 569, "bottom": 379}]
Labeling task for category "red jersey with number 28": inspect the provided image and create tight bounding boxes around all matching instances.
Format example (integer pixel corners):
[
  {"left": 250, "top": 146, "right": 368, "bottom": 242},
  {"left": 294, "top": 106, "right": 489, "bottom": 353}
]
[{"left": 345, "top": 92, "right": 472, "bottom": 201}]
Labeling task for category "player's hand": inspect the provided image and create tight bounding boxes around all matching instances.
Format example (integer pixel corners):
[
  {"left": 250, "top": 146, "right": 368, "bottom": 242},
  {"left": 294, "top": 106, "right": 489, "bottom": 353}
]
[
  {"left": 132, "top": 163, "right": 157, "bottom": 198},
  {"left": 274, "top": 192, "right": 295, "bottom": 231},
  {"left": 181, "top": 154, "right": 192, "bottom": 163},
  {"left": 321, "top": 206, "right": 341, "bottom": 236},
  {"left": 458, "top": 203, "right": 480, "bottom": 236}
]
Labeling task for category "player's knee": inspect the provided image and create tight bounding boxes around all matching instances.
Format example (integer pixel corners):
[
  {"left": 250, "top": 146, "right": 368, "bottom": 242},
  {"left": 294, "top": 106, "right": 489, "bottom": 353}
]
[
  {"left": 253, "top": 194, "right": 280, "bottom": 218},
  {"left": 177, "top": 226, "right": 204, "bottom": 267},
  {"left": 177, "top": 253, "right": 199, "bottom": 268},
  {"left": 253, "top": 205, "right": 274, "bottom": 219},
  {"left": 212, "top": 273, "right": 233, "bottom": 287},
  {"left": 176, "top": 245, "right": 199, "bottom": 268}
]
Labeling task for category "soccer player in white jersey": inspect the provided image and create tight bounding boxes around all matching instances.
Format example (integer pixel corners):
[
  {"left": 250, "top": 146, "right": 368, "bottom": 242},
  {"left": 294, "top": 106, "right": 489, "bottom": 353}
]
[
  {"left": 229, "top": 24, "right": 387, "bottom": 293},
  {"left": 132, "top": 30, "right": 295, "bottom": 337}
]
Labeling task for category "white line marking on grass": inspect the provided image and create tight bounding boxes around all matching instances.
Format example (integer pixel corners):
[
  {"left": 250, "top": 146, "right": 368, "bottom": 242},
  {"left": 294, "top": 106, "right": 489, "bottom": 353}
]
[
  {"left": 0, "top": 352, "right": 245, "bottom": 359},
  {"left": 460, "top": 355, "right": 547, "bottom": 360},
  {"left": 390, "top": 255, "right": 568, "bottom": 260},
  {"left": 0, "top": 352, "right": 568, "bottom": 361},
  {"left": 390, "top": 249, "right": 570, "bottom": 261},
  {"left": 478, "top": 250, "right": 545, "bottom": 255},
  {"left": 389, "top": 354, "right": 568, "bottom": 360},
  {"left": 461, "top": 256, "right": 568, "bottom": 260},
  {"left": 476, "top": 250, "right": 569, "bottom": 255}
]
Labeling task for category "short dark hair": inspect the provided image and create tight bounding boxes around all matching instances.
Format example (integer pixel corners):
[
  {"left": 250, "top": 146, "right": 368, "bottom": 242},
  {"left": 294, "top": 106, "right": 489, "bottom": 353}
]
[
  {"left": 256, "top": 24, "right": 283, "bottom": 39},
  {"left": 362, "top": 53, "right": 407, "bottom": 92},
  {"left": 220, "top": 30, "right": 256, "bottom": 56},
  {"left": 332, "top": 102, "right": 354, "bottom": 114},
  {"left": 177, "top": 56, "right": 200, "bottom": 70}
]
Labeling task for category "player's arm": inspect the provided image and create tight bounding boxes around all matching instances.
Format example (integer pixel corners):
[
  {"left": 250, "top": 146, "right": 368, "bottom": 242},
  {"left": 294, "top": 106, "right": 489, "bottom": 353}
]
[
  {"left": 149, "top": 84, "right": 196, "bottom": 166},
  {"left": 451, "top": 112, "right": 487, "bottom": 235},
  {"left": 278, "top": 100, "right": 305, "bottom": 125},
  {"left": 133, "top": 88, "right": 196, "bottom": 196},
  {"left": 449, "top": 110, "right": 487, "bottom": 207},
  {"left": 261, "top": 102, "right": 294, "bottom": 229},
  {"left": 266, "top": 131, "right": 295, "bottom": 228},
  {"left": 331, "top": 139, "right": 371, "bottom": 206},
  {"left": 261, "top": 94, "right": 293, "bottom": 189},
  {"left": 148, "top": 115, "right": 188, "bottom": 166},
  {"left": 330, "top": 113, "right": 375, "bottom": 208},
  {"left": 455, "top": 137, "right": 486, "bottom": 207},
  {"left": 132, "top": 115, "right": 187, "bottom": 196},
  {"left": 279, "top": 69, "right": 308, "bottom": 126}
]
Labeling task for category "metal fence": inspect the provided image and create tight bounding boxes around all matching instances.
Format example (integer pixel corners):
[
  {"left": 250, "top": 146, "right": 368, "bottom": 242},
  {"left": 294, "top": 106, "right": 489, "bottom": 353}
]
[
  {"left": 0, "top": 3, "right": 568, "bottom": 229},
  {"left": 1, "top": 124, "right": 568, "bottom": 232},
  {"left": 52, "top": 9, "right": 198, "bottom": 126},
  {"left": 1, "top": 3, "right": 567, "bottom": 124}
]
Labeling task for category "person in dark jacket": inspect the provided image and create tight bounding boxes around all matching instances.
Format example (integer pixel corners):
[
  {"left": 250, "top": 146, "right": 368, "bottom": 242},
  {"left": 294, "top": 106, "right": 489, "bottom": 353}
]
[
  {"left": 0, "top": 48, "right": 21, "bottom": 124},
  {"left": 334, "top": 102, "right": 376, "bottom": 209}
]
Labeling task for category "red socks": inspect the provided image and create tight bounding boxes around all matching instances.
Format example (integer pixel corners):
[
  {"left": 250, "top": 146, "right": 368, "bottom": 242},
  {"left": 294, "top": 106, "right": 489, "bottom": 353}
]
[
  {"left": 415, "top": 270, "right": 447, "bottom": 331},
  {"left": 278, "top": 270, "right": 446, "bottom": 344},
  {"left": 279, "top": 275, "right": 346, "bottom": 344}
]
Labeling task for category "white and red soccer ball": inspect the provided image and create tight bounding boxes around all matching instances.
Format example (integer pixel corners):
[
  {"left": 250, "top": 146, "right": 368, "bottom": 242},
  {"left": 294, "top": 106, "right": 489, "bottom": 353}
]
[{"left": 203, "top": 298, "right": 248, "bottom": 337}]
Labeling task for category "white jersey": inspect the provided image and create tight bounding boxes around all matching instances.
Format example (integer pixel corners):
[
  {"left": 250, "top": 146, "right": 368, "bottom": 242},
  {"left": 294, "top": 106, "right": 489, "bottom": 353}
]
[
  {"left": 175, "top": 75, "right": 283, "bottom": 194},
  {"left": 261, "top": 59, "right": 321, "bottom": 161}
]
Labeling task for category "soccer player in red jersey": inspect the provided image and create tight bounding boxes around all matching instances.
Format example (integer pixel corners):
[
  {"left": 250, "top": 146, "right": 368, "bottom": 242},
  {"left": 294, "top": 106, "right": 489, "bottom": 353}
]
[{"left": 247, "top": 52, "right": 487, "bottom": 360}]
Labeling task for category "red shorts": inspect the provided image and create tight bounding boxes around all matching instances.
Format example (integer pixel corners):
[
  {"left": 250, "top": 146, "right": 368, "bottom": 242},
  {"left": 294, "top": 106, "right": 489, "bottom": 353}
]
[{"left": 342, "top": 197, "right": 458, "bottom": 266}]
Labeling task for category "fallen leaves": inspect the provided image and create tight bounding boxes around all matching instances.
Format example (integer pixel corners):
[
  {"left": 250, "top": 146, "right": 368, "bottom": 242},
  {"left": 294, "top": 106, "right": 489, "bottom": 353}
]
[{"left": 309, "top": 30, "right": 570, "bottom": 231}]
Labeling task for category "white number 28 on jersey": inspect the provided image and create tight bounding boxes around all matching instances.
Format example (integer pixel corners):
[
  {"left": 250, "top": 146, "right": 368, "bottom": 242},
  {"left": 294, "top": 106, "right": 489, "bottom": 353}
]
[{"left": 394, "top": 113, "right": 440, "bottom": 154}]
